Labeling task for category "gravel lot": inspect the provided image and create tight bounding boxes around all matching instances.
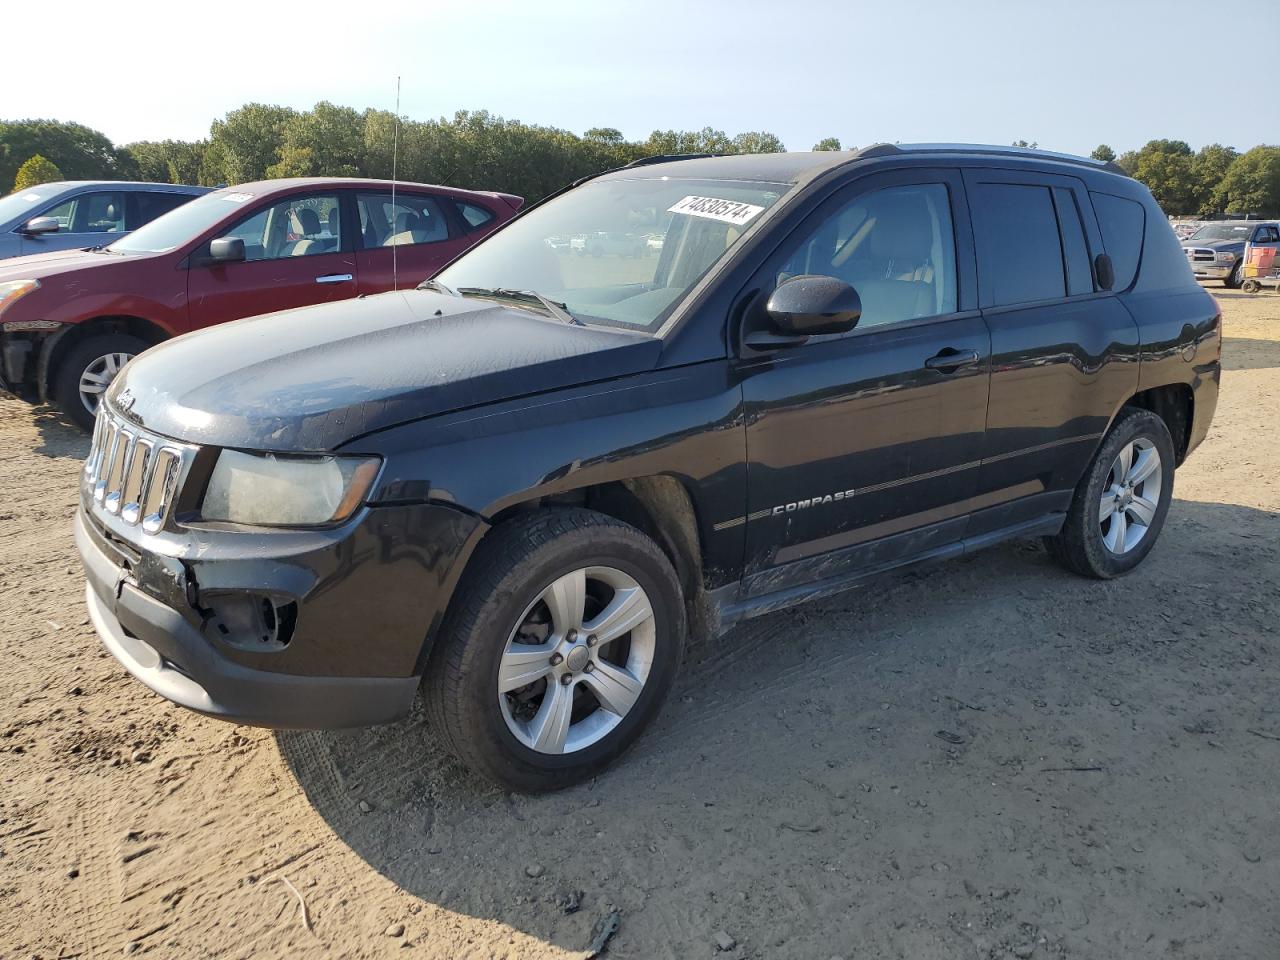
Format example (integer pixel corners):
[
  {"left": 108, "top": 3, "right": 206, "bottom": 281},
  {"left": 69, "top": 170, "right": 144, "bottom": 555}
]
[{"left": 2, "top": 288, "right": 1278, "bottom": 960}]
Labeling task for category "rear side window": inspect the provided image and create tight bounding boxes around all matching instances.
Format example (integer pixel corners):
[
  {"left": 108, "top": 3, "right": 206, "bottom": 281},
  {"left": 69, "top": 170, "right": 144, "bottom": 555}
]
[
  {"left": 1090, "top": 192, "right": 1145, "bottom": 290},
  {"left": 454, "top": 200, "right": 495, "bottom": 231},
  {"left": 129, "top": 191, "right": 194, "bottom": 229},
  {"left": 1053, "top": 188, "right": 1094, "bottom": 296},
  {"left": 357, "top": 192, "right": 450, "bottom": 248},
  {"left": 971, "top": 183, "right": 1065, "bottom": 306}
]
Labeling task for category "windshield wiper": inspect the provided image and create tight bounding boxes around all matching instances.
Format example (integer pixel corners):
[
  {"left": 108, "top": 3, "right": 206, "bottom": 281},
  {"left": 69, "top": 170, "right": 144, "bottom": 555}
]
[
  {"left": 417, "top": 278, "right": 457, "bottom": 296},
  {"left": 457, "top": 286, "right": 582, "bottom": 325}
]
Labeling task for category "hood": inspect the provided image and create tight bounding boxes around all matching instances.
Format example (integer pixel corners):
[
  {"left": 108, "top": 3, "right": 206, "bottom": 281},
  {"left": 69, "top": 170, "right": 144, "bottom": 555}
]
[
  {"left": 1181, "top": 237, "right": 1246, "bottom": 251},
  {"left": 0, "top": 247, "right": 133, "bottom": 282},
  {"left": 108, "top": 290, "right": 663, "bottom": 451}
]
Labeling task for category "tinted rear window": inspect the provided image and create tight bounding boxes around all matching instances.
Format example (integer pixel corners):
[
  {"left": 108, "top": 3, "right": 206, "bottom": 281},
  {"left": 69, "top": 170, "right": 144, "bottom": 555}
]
[
  {"left": 971, "top": 183, "right": 1065, "bottom": 306},
  {"left": 1090, "top": 192, "right": 1145, "bottom": 290}
]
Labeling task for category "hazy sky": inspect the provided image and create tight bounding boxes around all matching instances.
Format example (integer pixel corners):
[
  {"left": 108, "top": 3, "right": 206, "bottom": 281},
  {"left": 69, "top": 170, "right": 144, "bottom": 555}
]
[{"left": 5, "top": 0, "right": 1268, "bottom": 156}]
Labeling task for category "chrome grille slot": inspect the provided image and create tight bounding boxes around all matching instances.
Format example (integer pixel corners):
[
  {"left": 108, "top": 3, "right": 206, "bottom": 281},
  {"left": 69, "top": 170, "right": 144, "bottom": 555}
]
[{"left": 83, "top": 407, "right": 195, "bottom": 534}]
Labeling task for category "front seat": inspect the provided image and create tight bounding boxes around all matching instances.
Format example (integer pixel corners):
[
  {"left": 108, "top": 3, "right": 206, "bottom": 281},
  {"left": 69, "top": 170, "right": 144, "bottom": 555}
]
[
  {"left": 285, "top": 208, "right": 324, "bottom": 256},
  {"left": 837, "top": 194, "right": 938, "bottom": 324}
]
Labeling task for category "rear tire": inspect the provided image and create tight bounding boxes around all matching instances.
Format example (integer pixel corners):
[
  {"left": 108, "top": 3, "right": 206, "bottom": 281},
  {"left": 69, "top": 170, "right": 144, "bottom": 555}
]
[
  {"left": 425, "top": 508, "right": 685, "bottom": 792},
  {"left": 1044, "top": 407, "right": 1176, "bottom": 579},
  {"left": 52, "top": 333, "right": 150, "bottom": 432}
]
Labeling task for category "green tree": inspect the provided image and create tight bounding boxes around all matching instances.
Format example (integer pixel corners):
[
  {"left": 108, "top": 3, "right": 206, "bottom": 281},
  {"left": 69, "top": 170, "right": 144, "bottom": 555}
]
[
  {"left": 1215, "top": 146, "right": 1280, "bottom": 216},
  {"left": 1091, "top": 144, "right": 1116, "bottom": 162},
  {"left": 731, "top": 131, "right": 785, "bottom": 154},
  {"left": 125, "top": 139, "right": 206, "bottom": 184},
  {"left": 12, "top": 154, "right": 63, "bottom": 191},
  {"left": 1129, "top": 139, "right": 1196, "bottom": 213},
  {"left": 1012, "top": 139, "right": 1039, "bottom": 149},
  {"left": 268, "top": 101, "right": 365, "bottom": 178},
  {"left": 206, "top": 103, "right": 297, "bottom": 184},
  {"left": 813, "top": 137, "right": 843, "bottom": 151},
  {"left": 1190, "top": 143, "right": 1238, "bottom": 215},
  {"left": 0, "top": 119, "right": 131, "bottom": 189},
  {"left": 643, "top": 127, "right": 734, "bottom": 156}
]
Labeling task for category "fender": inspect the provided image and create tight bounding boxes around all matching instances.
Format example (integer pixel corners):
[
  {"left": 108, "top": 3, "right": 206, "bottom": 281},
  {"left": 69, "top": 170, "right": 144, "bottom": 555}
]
[{"left": 351, "top": 361, "right": 749, "bottom": 590}]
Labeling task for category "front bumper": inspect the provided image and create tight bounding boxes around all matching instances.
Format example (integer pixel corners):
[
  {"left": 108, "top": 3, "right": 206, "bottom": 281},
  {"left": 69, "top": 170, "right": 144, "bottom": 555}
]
[
  {"left": 1189, "top": 262, "right": 1231, "bottom": 279},
  {"left": 75, "top": 498, "right": 485, "bottom": 729}
]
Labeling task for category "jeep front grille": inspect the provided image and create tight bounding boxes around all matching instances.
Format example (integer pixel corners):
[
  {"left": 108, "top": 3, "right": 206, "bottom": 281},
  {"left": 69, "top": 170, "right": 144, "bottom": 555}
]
[{"left": 83, "top": 408, "right": 195, "bottom": 534}]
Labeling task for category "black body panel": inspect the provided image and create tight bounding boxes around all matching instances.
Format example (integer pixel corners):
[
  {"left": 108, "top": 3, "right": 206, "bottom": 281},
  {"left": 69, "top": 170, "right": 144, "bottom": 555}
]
[{"left": 76, "top": 145, "right": 1223, "bottom": 730}]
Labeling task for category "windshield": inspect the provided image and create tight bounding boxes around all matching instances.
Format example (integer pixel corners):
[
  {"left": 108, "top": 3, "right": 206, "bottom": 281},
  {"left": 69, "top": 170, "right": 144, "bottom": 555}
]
[
  {"left": 1189, "top": 223, "right": 1253, "bottom": 241},
  {"left": 435, "top": 178, "right": 789, "bottom": 333},
  {"left": 107, "top": 189, "right": 257, "bottom": 254},
  {"left": 0, "top": 187, "right": 61, "bottom": 227}
]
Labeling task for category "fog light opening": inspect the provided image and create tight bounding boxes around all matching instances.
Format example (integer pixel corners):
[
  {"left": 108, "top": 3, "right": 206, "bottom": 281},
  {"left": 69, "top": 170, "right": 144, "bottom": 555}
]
[{"left": 203, "top": 594, "right": 297, "bottom": 652}]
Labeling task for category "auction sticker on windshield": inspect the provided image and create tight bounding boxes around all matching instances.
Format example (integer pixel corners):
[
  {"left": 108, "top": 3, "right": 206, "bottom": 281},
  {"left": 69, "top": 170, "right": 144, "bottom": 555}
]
[{"left": 667, "top": 195, "right": 765, "bottom": 226}]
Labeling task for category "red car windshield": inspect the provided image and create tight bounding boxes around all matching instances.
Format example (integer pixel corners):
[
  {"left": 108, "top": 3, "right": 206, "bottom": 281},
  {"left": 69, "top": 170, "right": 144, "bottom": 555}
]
[{"left": 108, "top": 190, "right": 259, "bottom": 254}]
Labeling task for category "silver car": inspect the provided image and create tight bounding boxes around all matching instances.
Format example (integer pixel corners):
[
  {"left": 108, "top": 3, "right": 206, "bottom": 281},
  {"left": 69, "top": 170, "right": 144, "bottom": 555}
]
[{"left": 0, "top": 181, "right": 209, "bottom": 259}]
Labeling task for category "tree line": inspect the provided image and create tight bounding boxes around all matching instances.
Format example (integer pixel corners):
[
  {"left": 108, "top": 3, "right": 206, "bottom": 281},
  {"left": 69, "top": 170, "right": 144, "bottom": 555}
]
[{"left": 2, "top": 107, "right": 1278, "bottom": 215}]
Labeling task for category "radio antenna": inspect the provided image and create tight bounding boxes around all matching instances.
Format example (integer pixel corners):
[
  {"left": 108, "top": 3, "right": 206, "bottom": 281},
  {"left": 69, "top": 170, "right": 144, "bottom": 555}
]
[{"left": 391, "top": 75, "right": 401, "bottom": 291}]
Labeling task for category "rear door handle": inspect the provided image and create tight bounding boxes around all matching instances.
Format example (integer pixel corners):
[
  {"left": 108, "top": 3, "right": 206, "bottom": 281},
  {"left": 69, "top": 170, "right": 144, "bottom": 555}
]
[
  {"left": 315, "top": 273, "right": 354, "bottom": 284},
  {"left": 924, "top": 348, "right": 980, "bottom": 371}
]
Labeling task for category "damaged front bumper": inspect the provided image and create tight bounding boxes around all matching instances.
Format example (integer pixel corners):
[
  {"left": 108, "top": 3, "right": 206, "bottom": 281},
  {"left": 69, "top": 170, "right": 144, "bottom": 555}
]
[{"left": 75, "top": 494, "right": 486, "bottom": 729}]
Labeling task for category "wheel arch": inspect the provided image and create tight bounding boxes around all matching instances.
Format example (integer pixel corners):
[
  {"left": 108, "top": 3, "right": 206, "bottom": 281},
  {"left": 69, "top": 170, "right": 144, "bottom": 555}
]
[
  {"left": 1123, "top": 381, "right": 1194, "bottom": 465},
  {"left": 484, "top": 475, "right": 716, "bottom": 638},
  {"left": 39, "top": 315, "right": 173, "bottom": 402}
]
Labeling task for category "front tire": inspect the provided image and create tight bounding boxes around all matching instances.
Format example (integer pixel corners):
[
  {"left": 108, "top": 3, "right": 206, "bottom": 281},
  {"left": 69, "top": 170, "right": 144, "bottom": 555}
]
[
  {"left": 1225, "top": 260, "right": 1244, "bottom": 289},
  {"left": 1044, "top": 407, "right": 1176, "bottom": 579},
  {"left": 52, "top": 333, "right": 150, "bottom": 431},
  {"left": 425, "top": 509, "right": 685, "bottom": 792}
]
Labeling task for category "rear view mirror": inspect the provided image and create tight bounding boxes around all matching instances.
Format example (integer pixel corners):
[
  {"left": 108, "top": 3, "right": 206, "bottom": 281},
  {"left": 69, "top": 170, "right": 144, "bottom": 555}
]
[
  {"left": 1095, "top": 253, "right": 1116, "bottom": 291},
  {"left": 209, "top": 237, "right": 246, "bottom": 264},
  {"left": 766, "top": 274, "right": 861, "bottom": 338},
  {"left": 21, "top": 216, "right": 60, "bottom": 236}
]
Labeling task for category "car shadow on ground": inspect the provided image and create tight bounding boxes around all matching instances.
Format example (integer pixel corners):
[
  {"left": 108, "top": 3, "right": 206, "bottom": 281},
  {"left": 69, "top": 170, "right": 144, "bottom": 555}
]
[
  {"left": 276, "top": 498, "right": 1280, "bottom": 957},
  {"left": 1223, "top": 336, "right": 1280, "bottom": 371},
  {"left": 27, "top": 402, "right": 90, "bottom": 460}
]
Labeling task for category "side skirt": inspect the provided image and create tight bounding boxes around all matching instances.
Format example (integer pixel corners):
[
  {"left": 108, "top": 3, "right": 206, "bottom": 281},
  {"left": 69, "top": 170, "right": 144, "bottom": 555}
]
[{"left": 710, "top": 512, "right": 1065, "bottom": 631}]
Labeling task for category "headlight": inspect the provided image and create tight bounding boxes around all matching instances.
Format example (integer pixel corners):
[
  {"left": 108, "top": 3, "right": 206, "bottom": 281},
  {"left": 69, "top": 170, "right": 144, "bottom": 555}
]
[
  {"left": 0, "top": 279, "right": 40, "bottom": 317},
  {"left": 201, "top": 451, "right": 381, "bottom": 526},
  {"left": 1215, "top": 251, "right": 1237, "bottom": 261}
]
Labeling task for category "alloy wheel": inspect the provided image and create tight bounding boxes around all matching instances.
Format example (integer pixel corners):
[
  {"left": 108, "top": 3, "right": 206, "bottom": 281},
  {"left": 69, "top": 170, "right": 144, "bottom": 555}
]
[
  {"left": 498, "top": 565, "right": 656, "bottom": 755},
  {"left": 1098, "top": 437, "right": 1163, "bottom": 555},
  {"left": 78, "top": 352, "right": 133, "bottom": 415}
]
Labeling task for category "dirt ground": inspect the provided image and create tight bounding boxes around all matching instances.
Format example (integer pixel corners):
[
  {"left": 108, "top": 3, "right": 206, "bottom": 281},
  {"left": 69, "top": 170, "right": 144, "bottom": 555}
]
[{"left": 2, "top": 288, "right": 1278, "bottom": 960}]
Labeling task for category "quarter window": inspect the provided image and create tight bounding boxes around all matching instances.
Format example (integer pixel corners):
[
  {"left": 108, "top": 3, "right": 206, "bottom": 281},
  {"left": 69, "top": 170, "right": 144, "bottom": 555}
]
[
  {"left": 357, "top": 193, "right": 450, "bottom": 248},
  {"left": 130, "top": 191, "right": 194, "bottom": 229},
  {"left": 971, "top": 183, "right": 1065, "bottom": 306},
  {"left": 454, "top": 200, "right": 495, "bottom": 231},
  {"left": 224, "top": 194, "right": 342, "bottom": 261},
  {"left": 1090, "top": 192, "right": 1145, "bottom": 290},
  {"left": 778, "top": 183, "right": 958, "bottom": 329}
]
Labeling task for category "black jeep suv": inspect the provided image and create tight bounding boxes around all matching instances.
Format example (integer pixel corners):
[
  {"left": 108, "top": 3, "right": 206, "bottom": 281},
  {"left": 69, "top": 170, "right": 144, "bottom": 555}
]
[{"left": 76, "top": 145, "right": 1220, "bottom": 791}]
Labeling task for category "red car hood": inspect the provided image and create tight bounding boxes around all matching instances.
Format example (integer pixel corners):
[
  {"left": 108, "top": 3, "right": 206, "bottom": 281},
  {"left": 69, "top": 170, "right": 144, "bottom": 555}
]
[{"left": 0, "top": 247, "right": 145, "bottom": 282}]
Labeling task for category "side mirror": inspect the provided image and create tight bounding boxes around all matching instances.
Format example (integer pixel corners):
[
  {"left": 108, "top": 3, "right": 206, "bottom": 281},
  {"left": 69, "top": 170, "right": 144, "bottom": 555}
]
[
  {"left": 1094, "top": 253, "right": 1116, "bottom": 291},
  {"left": 765, "top": 274, "right": 861, "bottom": 338},
  {"left": 208, "top": 236, "right": 246, "bottom": 264},
  {"left": 21, "top": 216, "right": 60, "bottom": 236}
]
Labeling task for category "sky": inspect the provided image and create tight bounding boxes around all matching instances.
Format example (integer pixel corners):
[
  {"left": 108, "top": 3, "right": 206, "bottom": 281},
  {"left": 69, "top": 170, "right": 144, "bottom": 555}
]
[{"left": 3, "top": 0, "right": 1270, "bottom": 157}]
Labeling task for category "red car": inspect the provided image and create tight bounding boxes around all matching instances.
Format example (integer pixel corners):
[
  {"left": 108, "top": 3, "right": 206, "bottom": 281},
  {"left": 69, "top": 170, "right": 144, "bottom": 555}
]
[{"left": 0, "top": 178, "right": 521, "bottom": 428}]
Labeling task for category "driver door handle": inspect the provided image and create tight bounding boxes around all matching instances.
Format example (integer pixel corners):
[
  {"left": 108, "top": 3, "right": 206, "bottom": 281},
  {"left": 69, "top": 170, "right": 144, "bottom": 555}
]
[
  {"left": 315, "top": 273, "right": 354, "bottom": 284},
  {"left": 924, "top": 348, "right": 980, "bottom": 371}
]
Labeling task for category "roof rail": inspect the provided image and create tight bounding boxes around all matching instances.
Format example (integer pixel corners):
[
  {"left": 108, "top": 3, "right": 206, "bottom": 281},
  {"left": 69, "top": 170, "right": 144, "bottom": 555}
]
[
  {"left": 620, "top": 153, "right": 716, "bottom": 169},
  {"left": 853, "top": 142, "right": 1128, "bottom": 176}
]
